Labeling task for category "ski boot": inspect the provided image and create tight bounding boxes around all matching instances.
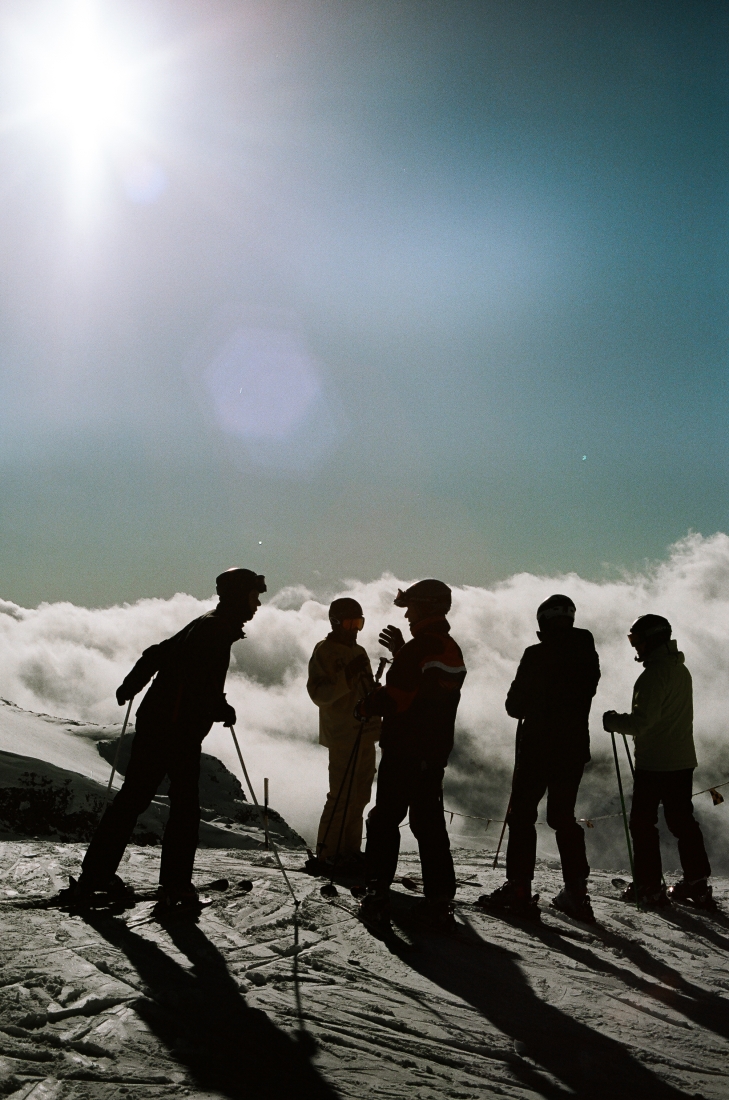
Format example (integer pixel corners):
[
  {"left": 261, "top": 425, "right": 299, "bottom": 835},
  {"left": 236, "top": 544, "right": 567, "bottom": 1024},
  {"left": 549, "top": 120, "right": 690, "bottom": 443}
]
[
  {"left": 476, "top": 880, "right": 540, "bottom": 921},
  {"left": 357, "top": 888, "right": 391, "bottom": 928},
  {"left": 551, "top": 879, "right": 596, "bottom": 924},
  {"left": 303, "top": 850, "right": 333, "bottom": 877},
  {"left": 666, "top": 878, "right": 718, "bottom": 912},
  {"left": 58, "top": 874, "right": 134, "bottom": 910},
  {"left": 335, "top": 851, "right": 366, "bottom": 876},
  {"left": 402, "top": 897, "right": 457, "bottom": 933},
  {"left": 155, "top": 883, "right": 208, "bottom": 920},
  {"left": 620, "top": 881, "right": 670, "bottom": 908}
]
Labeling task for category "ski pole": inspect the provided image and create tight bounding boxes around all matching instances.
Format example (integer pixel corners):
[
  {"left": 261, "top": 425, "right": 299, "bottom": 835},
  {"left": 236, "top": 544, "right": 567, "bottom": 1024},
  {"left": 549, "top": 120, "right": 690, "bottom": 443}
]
[
  {"left": 317, "top": 656, "right": 389, "bottom": 865},
  {"left": 228, "top": 725, "right": 298, "bottom": 907},
  {"left": 493, "top": 719, "right": 522, "bottom": 869},
  {"left": 492, "top": 801, "right": 511, "bottom": 870},
  {"left": 316, "top": 731, "right": 363, "bottom": 859},
  {"left": 102, "top": 697, "right": 134, "bottom": 812},
  {"left": 611, "top": 731, "right": 640, "bottom": 909},
  {"left": 264, "top": 777, "right": 270, "bottom": 851},
  {"left": 621, "top": 733, "right": 664, "bottom": 890},
  {"left": 321, "top": 722, "right": 364, "bottom": 898},
  {"left": 621, "top": 733, "right": 635, "bottom": 778}
]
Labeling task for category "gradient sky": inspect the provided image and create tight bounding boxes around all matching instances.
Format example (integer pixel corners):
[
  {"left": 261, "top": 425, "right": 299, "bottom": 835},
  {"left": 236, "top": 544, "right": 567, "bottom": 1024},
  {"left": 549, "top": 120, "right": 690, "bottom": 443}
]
[{"left": 0, "top": 0, "right": 727, "bottom": 607}]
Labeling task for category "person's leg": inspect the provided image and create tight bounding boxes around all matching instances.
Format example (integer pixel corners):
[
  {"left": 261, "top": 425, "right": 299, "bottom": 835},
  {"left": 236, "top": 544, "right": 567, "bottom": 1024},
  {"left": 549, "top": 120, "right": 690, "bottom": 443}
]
[
  {"left": 343, "top": 738, "right": 377, "bottom": 856},
  {"left": 316, "top": 735, "right": 361, "bottom": 861},
  {"left": 81, "top": 728, "right": 167, "bottom": 887},
  {"left": 160, "top": 738, "right": 203, "bottom": 890},
  {"left": 409, "top": 762, "right": 456, "bottom": 900},
  {"left": 661, "top": 769, "right": 711, "bottom": 882},
  {"left": 629, "top": 770, "right": 663, "bottom": 891},
  {"left": 364, "top": 751, "right": 409, "bottom": 893},
  {"left": 505, "top": 760, "right": 548, "bottom": 886},
  {"left": 545, "top": 761, "right": 589, "bottom": 884}
]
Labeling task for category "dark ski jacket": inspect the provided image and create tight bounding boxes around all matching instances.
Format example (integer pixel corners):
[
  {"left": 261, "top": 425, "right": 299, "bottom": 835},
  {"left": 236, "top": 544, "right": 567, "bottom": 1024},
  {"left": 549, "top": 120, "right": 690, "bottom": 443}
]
[
  {"left": 119, "top": 608, "right": 243, "bottom": 736},
  {"left": 361, "top": 617, "right": 467, "bottom": 766},
  {"left": 505, "top": 627, "right": 600, "bottom": 764}
]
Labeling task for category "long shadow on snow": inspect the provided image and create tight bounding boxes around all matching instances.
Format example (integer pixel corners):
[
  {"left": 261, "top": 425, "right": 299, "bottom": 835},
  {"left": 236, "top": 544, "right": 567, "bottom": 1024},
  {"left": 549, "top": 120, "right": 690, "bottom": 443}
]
[
  {"left": 84, "top": 912, "right": 339, "bottom": 1100},
  {"left": 545, "top": 911, "right": 729, "bottom": 1044},
  {"left": 390, "top": 910, "right": 690, "bottom": 1100}
]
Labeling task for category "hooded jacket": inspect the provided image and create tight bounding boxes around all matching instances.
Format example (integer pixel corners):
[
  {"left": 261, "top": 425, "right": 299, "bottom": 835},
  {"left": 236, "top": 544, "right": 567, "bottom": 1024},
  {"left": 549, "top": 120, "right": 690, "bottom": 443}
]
[
  {"left": 360, "top": 617, "right": 466, "bottom": 766},
  {"left": 307, "top": 636, "right": 380, "bottom": 747},
  {"left": 505, "top": 627, "right": 600, "bottom": 764},
  {"left": 119, "top": 608, "right": 242, "bottom": 734},
  {"left": 609, "top": 640, "right": 696, "bottom": 771}
]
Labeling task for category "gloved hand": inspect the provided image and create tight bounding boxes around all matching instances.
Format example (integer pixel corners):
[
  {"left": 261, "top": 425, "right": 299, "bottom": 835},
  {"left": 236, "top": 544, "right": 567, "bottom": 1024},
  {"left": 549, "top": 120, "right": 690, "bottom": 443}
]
[
  {"left": 355, "top": 687, "right": 384, "bottom": 722},
  {"left": 602, "top": 710, "right": 620, "bottom": 733},
  {"left": 219, "top": 702, "right": 237, "bottom": 727},
  {"left": 345, "top": 651, "right": 370, "bottom": 687},
  {"left": 378, "top": 625, "right": 405, "bottom": 654},
  {"left": 116, "top": 686, "right": 129, "bottom": 707}
]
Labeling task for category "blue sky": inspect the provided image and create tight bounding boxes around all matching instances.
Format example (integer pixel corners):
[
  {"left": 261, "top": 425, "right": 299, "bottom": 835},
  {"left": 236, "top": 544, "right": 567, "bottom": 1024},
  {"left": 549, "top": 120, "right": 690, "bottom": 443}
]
[{"left": 0, "top": 0, "right": 727, "bottom": 606}]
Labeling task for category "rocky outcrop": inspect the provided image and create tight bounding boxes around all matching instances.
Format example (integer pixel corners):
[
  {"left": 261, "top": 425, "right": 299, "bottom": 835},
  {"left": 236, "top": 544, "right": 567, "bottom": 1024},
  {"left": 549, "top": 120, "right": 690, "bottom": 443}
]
[
  {"left": 0, "top": 747, "right": 304, "bottom": 849},
  {"left": 96, "top": 733, "right": 304, "bottom": 848}
]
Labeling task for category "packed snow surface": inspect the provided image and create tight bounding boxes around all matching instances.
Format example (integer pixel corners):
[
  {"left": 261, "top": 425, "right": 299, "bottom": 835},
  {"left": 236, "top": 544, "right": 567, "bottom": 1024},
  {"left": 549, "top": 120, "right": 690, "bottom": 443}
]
[{"left": 0, "top": 843, "right": 726, "bottom": 1099}]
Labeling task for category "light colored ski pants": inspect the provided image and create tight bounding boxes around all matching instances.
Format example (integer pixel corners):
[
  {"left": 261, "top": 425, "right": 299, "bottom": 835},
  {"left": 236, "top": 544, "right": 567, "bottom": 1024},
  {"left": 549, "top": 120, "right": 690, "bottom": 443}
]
[{"left": 316, "top": 734, "right": 377, "bottom": 860}]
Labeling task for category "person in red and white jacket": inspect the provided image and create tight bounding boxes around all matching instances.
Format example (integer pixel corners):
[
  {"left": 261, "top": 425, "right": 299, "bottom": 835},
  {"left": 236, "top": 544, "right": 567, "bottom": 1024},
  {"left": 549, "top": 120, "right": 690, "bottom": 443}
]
[{"left": 355, "top": 579, "right": 466, "bottom": 929}]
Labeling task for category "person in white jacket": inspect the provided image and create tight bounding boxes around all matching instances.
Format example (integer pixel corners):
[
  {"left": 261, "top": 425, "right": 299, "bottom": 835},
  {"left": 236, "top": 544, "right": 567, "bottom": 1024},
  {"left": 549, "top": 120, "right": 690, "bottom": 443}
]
[{"left": 307, "top": 598, "right": 380, "bottom": 870}]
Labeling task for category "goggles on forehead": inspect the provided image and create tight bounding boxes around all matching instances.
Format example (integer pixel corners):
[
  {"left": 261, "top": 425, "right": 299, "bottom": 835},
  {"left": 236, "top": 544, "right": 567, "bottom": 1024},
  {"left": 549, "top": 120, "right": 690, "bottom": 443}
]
[{"left": 332, "top": 616, "right": 365, "bottom": 631}]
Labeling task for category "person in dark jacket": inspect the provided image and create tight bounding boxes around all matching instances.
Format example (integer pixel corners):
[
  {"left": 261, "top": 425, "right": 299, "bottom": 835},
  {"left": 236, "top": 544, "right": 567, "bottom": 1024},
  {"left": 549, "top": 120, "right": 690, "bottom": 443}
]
[
  {"left": 479, "top": 594, "right": 600, "bottom": 922},
  {"left": 355, "top": 579, "right": 467, "bottom": 929},
  {"left": 66, "top": 568, "right": 266, "bottom": 910}
]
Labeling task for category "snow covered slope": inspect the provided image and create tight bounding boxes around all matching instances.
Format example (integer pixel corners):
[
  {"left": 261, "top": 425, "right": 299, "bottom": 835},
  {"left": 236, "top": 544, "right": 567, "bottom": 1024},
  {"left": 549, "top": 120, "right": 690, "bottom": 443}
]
[
  {"left": 0, "top": 843, "right": 725, "bottom": 1098},
  {"left": 0, "top": 699, "right": 116, "bottom": 788},
  {"left": 0, "top": 699, "right": 304, "bottom": 849}
]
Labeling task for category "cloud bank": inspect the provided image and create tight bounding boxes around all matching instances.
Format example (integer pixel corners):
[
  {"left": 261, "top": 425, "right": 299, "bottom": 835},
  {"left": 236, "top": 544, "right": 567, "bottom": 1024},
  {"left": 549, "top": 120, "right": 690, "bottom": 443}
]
[{"left": 1, "top": 533, "right": 728, "bottom": 869}]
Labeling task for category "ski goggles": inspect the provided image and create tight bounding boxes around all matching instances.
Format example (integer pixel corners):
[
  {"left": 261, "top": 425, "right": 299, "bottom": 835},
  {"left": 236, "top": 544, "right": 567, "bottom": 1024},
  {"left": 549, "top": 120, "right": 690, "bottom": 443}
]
[{"left": 332, "top": 616, "right": 365, "bottom": 631}]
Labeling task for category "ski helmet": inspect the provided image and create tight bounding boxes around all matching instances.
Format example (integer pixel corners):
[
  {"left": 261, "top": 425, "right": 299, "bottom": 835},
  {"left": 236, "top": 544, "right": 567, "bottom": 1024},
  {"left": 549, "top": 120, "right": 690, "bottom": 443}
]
[
  {"left": 216, "top": 568, "right": 267, "bottom": 598},
  {"left": 393, "top": 579, "right": 452, "bottom": 612},
  {"left": 329, "top": 597, "right": 363, "bottom": 624},
  {"left": 629, "top": 614, "right": 671, "bottom": 643},
  {"left": 537, "top": 594, "right": 576, "bottom": 623}
]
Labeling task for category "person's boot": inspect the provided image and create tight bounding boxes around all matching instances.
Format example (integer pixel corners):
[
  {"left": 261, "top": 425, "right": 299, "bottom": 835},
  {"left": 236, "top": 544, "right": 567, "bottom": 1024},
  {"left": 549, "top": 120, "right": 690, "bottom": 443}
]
[
  {"left": 552, "top": 878, "right": 595, "bottom": 924},
  {"left": 57, "top": 875, "right": 97, "bottom": 908},
  {"left": 477, "top": 880, "right": 540, "bottom": 920},
  {"left": 405, "top": 897, "right": 457, "bottom": 932},
  {"left": 303, "top": 849, "right": 333, "bottom": 877},
  {"left": 58, "top": 873, "right": 133, "bottom": 909},
  {"left": 156, "top": 883, "right": 201, "bottom": 915},
  {"left": 667, "top": 877, "right": 717, "bottom": 911},
  {"left": 358, "top": 887, "right": 391, "bottom": 927},
  {"left": 621, "top": 881, "right": 670, "bottom": 908}
]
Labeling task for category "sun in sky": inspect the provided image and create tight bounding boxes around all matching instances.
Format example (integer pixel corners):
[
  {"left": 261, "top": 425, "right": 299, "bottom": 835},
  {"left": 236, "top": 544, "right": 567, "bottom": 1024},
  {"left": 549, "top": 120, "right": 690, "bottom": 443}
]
[{"left": 5, "top": 0, "right": 163, "bottom": 216}]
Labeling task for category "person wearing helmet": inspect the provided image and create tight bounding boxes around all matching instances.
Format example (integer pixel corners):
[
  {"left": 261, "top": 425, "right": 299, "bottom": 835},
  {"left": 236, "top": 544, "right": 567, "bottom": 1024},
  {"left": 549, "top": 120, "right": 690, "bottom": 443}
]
[
  {"left": 306, "top": 598, "right": 380, "bottom": 873},
  {"left": 354, "top": 579, "right": 467, "bottom": 930},
  {"left": 478, "top": 595, "right": 601, "bottom": 922},
  {"left": 603, "top": 615, "right": 713, "bottom": 910},
  {"left": 64, "top": 568, "right": 267, "bottom": 912}
]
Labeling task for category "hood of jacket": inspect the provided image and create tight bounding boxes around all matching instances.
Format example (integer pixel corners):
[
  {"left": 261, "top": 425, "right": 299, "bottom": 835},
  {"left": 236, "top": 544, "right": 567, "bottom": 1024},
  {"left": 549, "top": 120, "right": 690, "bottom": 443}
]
[{"left": 642, "top": 638, "right": 684, "bottom": 667}]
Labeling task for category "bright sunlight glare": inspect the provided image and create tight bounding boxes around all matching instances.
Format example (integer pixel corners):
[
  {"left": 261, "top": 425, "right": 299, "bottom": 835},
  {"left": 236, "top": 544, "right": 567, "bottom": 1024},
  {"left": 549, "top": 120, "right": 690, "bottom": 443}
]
[
  {"left": 41, "top": 6, "right": 131, "bottom": 144},
  {"left": 11, "top": 0, "right": 151, "bottom": 206}
]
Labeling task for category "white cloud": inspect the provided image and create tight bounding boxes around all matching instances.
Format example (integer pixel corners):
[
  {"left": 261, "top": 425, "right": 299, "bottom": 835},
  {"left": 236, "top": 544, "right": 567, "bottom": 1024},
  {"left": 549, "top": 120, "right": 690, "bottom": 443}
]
[{"left": 1, "top": 533, "right": 728, "bottom": 864}]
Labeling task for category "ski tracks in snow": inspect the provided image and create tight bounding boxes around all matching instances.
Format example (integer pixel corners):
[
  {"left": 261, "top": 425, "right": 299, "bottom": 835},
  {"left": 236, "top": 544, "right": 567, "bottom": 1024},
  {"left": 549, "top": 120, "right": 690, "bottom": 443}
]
[{"left": 0, "top": 843, "right": 726, "bottom": 1097}]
